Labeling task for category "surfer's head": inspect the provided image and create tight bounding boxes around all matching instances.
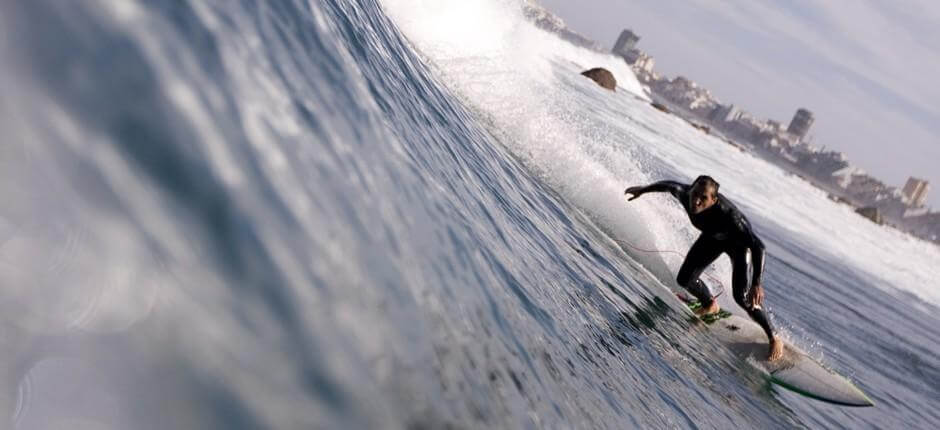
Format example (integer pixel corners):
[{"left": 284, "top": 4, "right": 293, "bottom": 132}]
[{"left": 689, "top": 175, "right": 719, "bottom": 214}]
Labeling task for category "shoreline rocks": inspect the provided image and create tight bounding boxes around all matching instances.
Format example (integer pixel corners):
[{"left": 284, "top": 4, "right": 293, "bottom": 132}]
[{"left": 580, "top": 67, "right": 616, "bottom": 91}]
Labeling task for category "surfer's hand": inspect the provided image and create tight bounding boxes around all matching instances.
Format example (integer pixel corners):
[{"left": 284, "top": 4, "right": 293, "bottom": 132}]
[
  {"left": 749, "top": 284, "right": 764, "bottom": 307},
  {"left": 624, "top": 186, "right": 645, "bottom": 201}
]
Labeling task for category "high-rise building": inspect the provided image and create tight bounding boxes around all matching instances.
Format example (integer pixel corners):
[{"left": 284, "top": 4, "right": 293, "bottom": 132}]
[
  {"left": 612, "top": 30, "right": 640, "bottom": 58},
  {"left": 786, "top": 108, "right": 814, "bottom": 140},
  {"left": 902, "top": 177, "right": 930, "bottom": 207}
]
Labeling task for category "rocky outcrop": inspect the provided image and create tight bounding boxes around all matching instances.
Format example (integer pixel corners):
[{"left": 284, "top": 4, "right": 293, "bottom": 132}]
[
  {"left": 690, "top": 122, "right": 710, "bottom": 134},
  {"left": 581, "top": 68, "right": 616, "bottom": 91}
]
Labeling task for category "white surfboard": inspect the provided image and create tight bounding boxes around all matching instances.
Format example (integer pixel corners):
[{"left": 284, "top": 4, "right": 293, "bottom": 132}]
[{"left": 679, "top": 295, "right": 874, "bottom": 407}]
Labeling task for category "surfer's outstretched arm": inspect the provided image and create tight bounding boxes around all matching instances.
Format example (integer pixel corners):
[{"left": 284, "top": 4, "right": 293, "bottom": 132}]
[{"left": 624, "top": 180, "right": 687, "bottom": 201}]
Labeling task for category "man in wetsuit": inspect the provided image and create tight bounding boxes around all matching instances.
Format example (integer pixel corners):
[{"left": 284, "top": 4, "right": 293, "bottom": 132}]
[{"left": 624, "top": 175, "right": 783, "bottom": 361}]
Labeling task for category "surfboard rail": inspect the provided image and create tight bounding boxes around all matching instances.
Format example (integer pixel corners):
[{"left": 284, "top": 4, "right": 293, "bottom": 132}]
[{"left": 677, "top": 294, "right": 874, "bottom": 407}]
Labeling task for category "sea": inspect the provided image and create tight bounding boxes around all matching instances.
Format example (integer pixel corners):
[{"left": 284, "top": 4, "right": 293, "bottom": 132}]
[{"left": 1, "top": 0, "right": 938, "bottom": 428}]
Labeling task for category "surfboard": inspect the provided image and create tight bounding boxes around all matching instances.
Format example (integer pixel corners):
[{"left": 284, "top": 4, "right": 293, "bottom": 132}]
[{"left": 677, "top": 294, "right": 874, "bottom": 407}]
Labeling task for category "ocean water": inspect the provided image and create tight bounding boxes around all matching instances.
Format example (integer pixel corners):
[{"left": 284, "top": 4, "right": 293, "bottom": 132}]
[{"left": 0, "top": 0, "right": 938, "bottom": 428}]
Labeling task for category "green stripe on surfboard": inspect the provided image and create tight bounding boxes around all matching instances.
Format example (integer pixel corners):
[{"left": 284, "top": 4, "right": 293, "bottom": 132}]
[{"left": 685, "top": 301, "right": 732, "bottom": 324}]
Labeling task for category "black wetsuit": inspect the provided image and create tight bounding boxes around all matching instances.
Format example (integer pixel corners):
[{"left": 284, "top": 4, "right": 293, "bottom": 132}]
[{"left": 640, "top": 180, "right": 775, "bottom": 339}]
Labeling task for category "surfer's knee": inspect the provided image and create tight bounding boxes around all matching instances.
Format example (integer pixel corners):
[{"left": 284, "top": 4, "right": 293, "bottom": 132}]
[
  {"left": 676, "top": 272, "right": 689, "bottom": 287},
  {"left": 676, "top": 267, "right": 698, "bottom": 288}
]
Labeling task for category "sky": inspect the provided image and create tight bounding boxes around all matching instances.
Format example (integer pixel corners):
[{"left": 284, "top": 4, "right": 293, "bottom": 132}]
[{"left": 538, "top": 0, "right": 940, "bottom": 206}]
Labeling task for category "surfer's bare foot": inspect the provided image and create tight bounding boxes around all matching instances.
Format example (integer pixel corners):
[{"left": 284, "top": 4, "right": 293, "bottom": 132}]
[
  {"left": 768, "top": 336, "right": 784, "bottom": 361},
  {"left": 694, "top": 301, "right": 720, "bottom": 317}
]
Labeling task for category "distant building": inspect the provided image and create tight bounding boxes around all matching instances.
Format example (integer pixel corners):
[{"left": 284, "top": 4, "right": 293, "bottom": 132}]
[
  {"left": 790, "top": 148, "right": 849, "bottom": 179},
  {"left": 901, "top": 177, "right": 930, "bottom": 207},
  {"left": 653, "top": 76, "right": 718, "bottom": 113},
  {"left": 903, "top": 207, "right": 930, "bottom": 218},
  {"left": 632, "top": 53, "right": 655, "bottom": 74},
  {"left": 902, "top": 210, "right": 940, "bottom": 243},
  {"left": 709, "top": 104, "right": 741, "bottom": 122},
  {"left": 726, "top": 114, "right": 765, "bottom": 142},
  {"left": 856, "top": 206, "right": 884, "bottom": 225},
  {"left": 612, "top": 29, "right": 640, "bottom": 57},
  {"left": 786, "top": 108, "right": 814, "bottom": 140},
  {"left": 621, "top": 51, "right": 644, "bottom": 66}
]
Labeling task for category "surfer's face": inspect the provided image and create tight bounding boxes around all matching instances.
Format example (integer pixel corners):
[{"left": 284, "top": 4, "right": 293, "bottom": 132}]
[{"left": 689, "top": 183, "right": 718, "bottom": 214}]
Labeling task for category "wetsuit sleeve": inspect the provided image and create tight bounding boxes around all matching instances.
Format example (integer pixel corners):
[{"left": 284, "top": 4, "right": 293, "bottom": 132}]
[
  {"left": 748, "top": 233, "right": 765, "bottom": 287},
  {"left": 638, "top": 180, "right": 687, "bottom": 200},
  {"left": 730, "top": 210, "right": 765, "bottom": 286}
]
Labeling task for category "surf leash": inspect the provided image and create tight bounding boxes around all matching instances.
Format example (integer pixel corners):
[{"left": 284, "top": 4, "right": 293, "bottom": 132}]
[{"left": 617, "top": 239, "right": 726, "bottom": 298}]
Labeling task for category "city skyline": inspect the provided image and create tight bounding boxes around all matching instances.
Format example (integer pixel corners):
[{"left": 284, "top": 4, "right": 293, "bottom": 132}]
[{"left": 539, "top": 0, "right": 940, "bottom": 205}]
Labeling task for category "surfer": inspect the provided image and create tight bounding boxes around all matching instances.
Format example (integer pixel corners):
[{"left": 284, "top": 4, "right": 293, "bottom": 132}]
[{"left": 624, "top": 175, "right": 783, "bottom": 361}]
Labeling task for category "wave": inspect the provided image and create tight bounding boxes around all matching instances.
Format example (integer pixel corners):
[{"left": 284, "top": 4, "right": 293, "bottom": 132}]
[{"left": 2, "top": 0, "right": 938, "bottom": 428}]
